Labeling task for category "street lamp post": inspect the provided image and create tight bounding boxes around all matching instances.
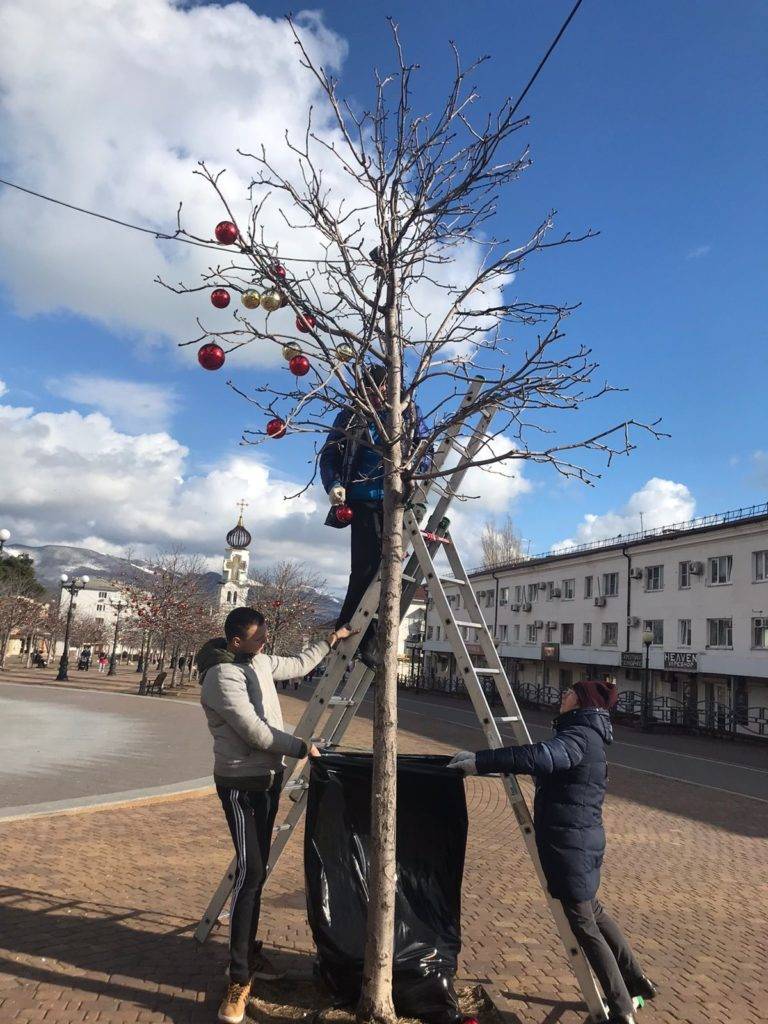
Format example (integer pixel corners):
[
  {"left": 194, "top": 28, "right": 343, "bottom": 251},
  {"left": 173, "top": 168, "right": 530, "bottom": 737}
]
[
  {"left": 55, "top": 574, "right": 90, "bottom": 682},
  {"left": 0, "top": 528, "right": 10, "bottom": 554},
  {"left": 641, "top": 628, "right": 654, "bottom": 730},
  {"left": 107, "top": 599, "right": 127, "bottom": 676}
]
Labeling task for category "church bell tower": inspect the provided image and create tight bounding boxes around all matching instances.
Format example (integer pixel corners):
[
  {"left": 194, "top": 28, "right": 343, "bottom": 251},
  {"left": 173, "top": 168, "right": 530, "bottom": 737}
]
[{"left": 219, "top": 501, "right": 252, "bottom": 610}]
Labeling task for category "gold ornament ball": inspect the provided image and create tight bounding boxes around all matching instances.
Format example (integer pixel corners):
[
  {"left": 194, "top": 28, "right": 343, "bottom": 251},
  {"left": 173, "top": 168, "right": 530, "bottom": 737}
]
[
  {"left": 241, "top": 289, "right": 261, "bottom": 310},
  {"left": 336, "top": 343, "right": 355, "bottom": 361},
  {"left": 261, "top": 289, "right": 282, "bottom": 312},
  {"left": 283, "top": 343, "right": 302, "bottom": 361}
]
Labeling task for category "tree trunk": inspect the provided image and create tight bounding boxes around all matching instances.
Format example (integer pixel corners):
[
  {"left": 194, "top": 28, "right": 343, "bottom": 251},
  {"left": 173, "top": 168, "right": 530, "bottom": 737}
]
[{"left": 358, "top": 280, "right": 404, "bottom": 1024}]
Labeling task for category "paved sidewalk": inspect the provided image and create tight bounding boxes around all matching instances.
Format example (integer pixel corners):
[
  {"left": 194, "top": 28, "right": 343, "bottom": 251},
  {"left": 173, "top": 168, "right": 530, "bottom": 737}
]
[{"left": 1, "top": 685, "right": 766, "bottom": 1024}]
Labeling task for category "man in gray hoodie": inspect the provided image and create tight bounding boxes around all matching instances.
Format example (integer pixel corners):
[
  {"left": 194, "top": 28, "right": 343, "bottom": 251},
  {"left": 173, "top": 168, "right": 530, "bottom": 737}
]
[{"left": 197, "top": 606, "right": 353, "bottom": 1024}]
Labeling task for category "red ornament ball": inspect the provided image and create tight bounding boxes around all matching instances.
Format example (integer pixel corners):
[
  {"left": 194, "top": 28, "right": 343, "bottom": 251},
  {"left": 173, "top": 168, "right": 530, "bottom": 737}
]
[
  {"left": 210, "top": 288, "right": 231, "bottom": 308},
  {"left": 197, "top": 343, "right": 225, "bottom": 371},
  {"left": 266, "top": 417, "right": 287, "bottom": 439},
  {"left": 334, "top": 504, "right": 354, "bottom": 525},
  {"left": 289, "top": 354, "right": 310, "bottom": 377},
  {"left": 296, "top": 313, "right": 316, "bottom": 333},
  {"left": 214, "top": 220, "right": 238, "bottom": 245},
  {"left": 272, "top": 263, "right": 287, "bottom": 279}
]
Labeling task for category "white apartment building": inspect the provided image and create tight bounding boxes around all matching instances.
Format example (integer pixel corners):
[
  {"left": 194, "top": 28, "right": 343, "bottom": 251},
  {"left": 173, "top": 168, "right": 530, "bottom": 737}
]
[{"left": 422, "top": 503, "right": 768, "bottom": 736}]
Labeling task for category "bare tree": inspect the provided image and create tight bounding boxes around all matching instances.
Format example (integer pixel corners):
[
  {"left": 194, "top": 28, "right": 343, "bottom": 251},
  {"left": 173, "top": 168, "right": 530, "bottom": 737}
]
[
  {"left": 481, "top": 514, "right": 523, "bottom": 568},
  {"left": 251, "top": 560, "right": 328, "bottom": 658},
  {"left": 161, "top": 20, "right": 662, "bottom": 1021}
]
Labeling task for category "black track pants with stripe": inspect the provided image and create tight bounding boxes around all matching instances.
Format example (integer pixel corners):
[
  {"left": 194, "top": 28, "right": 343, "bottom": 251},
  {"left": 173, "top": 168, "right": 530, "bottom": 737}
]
[{"left": 217, "top": 776, "right": 283, "bottom": 984}]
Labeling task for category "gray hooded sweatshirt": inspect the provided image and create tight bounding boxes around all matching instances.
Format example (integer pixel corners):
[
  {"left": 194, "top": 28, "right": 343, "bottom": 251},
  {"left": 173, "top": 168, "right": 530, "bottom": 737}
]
[{"left": 198, "top": 637, "right": 330, "bottom": 781}]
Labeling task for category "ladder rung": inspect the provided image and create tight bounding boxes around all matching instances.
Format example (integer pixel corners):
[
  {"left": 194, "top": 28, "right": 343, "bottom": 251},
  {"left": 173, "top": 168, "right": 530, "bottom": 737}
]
[
  {"left": 274, "top": 824, "right": 292, "bottom": 833},
  {"left": 328, "top": 696, "right": 355, "bottom": 707},
  {"left": 495, "top": 716, "right": 520, "bottom": 724},
  {"left": 455, "top": 620, "right": 483, "bottom": 629},
  {"left": 439, "top": 576, "right": 466, "bottom": 586},
  {"left": 474, "top": 667, "right": 500, "bottom": 675},
  {"left": 284, "top": 779, "right": 308, "bottom": 791},
  {"left": 402, "top": 573, "right": 418, "bottom": 584}
]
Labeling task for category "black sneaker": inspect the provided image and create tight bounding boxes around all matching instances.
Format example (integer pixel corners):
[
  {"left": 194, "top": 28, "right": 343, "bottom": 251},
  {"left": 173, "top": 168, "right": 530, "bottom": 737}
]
[
  {"left": 629, "top": 976, "right": 658, "bottom": 1001},
  {"left": 607, "top": 1014, "right": 636, "bottom": 1024}
]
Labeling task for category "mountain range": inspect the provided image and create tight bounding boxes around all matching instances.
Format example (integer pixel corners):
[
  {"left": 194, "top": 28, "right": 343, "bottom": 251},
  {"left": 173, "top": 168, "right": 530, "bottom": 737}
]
[{"left": 6, "top": 543, "right": 341, "bottom": 621}]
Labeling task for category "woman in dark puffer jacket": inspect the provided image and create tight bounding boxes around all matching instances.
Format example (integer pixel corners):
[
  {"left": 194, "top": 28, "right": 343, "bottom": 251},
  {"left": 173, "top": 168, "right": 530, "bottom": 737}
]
[{"left": 448, "top": 679, "right": 658, "bottom": 1024}]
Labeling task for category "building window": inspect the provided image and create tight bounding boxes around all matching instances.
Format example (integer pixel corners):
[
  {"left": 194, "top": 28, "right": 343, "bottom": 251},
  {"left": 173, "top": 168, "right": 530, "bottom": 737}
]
[
  {"left": 708, "top": 555, "right": 732, "bottom": 585},
  {"left": 435, "top": 626, "right": 441, "bottom": 641},
  {"left": 602, "top": 572, "right": 619, "bottom": 597},
  {"left": 563, "top": 579, "right": 575, "bottom": 600},
  {"left": 512, "top": 624, "right": 520, "bottom": 643},
  {"left": 526, "top": 624, "right": 537, "bottom": 644},
  {"left": 678, "top": 561, "right": 690, "bottom": 589},
  {"left": 499, "top": 587, "right": 509, "bottom": 605},
  {"left": 95, "top": 616, "right": 104, "bottom": 624},
  {"left": 98, "top": 591, "right": 108, "bottom": 599},
  {"left": 96, "top": 603, "right": 105, "bottom": 612},
  {"left": 547, "top": 581, "right": 556, "bottom": 600},
  {"left": 515, "top": 584, "right": 523, "bottom": 603},
  {"left": 678, "top": 619, "right": 692, "bottom": 647},
  {"left": 644, "top": 565, "right": 664, "bottom": 592},
  {"left": 602, "top": 622, "right": 618, "bottom": 646},
  {"left": 498, "top": 624, "right": 508, "bottom": 641},
  {"left": 427, "top": 626, "right": 433, "bottom": 640},
  {"left": 560, "top": 668, "right": 573, "bottom": 690},
  {"left": 753, "top": 551, "right": 768, "bottom": 583},
  {"left": 561, "top": 623, "right": 574, "bottom": 645},
  {"left": 643, "top": 619, "right": 664, "bottom": 645},
  {"left": 584, "top": 575, "right": 593, "bottom": 599},
  {"left": 753, "top": 618, "right": 768, "bottom": 649},
  {"left": 582, "top": 623, "right": 592, "bottom": 646},
  {"left": 707, "top": 618, "right": 733, "bottom": 648},
  {"left": 527, "top": 583, "right": 538, "bottom": 603}
]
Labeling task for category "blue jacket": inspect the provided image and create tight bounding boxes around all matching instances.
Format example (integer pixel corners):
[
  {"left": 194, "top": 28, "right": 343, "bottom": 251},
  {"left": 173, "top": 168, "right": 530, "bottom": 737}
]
[
  {"left": 319, "top": 404, "right": 431, "bottom": 502},
  {"left": 476, "top": 707, "right": 613, "bottom": 902}
]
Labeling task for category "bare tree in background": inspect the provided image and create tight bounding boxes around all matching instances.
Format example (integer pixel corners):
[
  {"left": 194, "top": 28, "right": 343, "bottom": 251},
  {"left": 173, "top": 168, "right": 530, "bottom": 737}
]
[
  {"left": 252, "top": 560, "right": 327, "bottom": 657},
  {"left": 481, "top": 514, "right": 523, "bottom": 568},
  {"left": 161, "top": 19, "right": 662, "bottom": 1020}
]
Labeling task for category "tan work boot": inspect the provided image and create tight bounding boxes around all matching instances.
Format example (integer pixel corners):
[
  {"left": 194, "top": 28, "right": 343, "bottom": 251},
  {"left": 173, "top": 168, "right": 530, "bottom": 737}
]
[{"left": 217, "top": 980, "right": 251, "bottom": 1024}]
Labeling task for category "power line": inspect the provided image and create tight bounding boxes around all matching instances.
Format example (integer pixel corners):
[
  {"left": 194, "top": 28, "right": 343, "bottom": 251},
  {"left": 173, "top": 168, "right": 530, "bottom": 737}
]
[{"left": 0, "top": 2, "right": 586, "bottom": 263}]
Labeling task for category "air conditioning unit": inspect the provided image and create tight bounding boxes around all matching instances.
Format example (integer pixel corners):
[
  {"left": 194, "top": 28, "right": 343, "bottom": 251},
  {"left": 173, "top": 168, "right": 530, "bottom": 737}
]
[
  {"left": 547, "top": 621, "right": 559, "bottom": 629},
  {"left": 522, "top": 602, "right": 532, "bottom": 612},
  {"left": 534, "top": 620, "right": 544, "bottom": 629},
  {"left": 689, "top": 561, "right": 704, "bottom": 575},
  {"left": 630, "top": 568, "right": 643, "bottom": 580},
  {"left": 511, "top": 603, "right": 521, "bottom": 612},
  {"left": 627, "top": 616, "right": 640, "bottom": 628},
  {"left": 538, "top": 581, "right": 548, "bottom": 590},
  {"left": 594, "top": 596, "right": 607, "bottom": 607},
  {"left": 552, "top": 588, "right": 562, "bottom": 598}
]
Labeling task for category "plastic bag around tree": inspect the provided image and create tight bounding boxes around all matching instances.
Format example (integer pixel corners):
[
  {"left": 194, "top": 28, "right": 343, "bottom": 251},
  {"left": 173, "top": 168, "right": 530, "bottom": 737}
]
[{"left": 304, "top": 752, "right": 468, "bottom": 1024}]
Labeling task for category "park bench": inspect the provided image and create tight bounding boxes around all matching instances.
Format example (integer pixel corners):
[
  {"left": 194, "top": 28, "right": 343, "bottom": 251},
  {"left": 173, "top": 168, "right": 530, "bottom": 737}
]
[{"left": 146, "top": 670, "right": 168, "bottom": 696}]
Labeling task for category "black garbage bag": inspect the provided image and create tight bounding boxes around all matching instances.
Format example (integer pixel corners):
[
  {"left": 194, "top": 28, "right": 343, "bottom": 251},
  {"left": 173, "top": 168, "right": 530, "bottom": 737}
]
[{"left": 304, "top": 752, "right": 467, "bottom": 1024}]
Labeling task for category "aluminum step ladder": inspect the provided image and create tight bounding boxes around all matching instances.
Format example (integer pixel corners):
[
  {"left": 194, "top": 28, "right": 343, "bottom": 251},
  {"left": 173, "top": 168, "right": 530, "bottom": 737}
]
[{"left": 406, "top": 514, "right": 608, "bottom": 1022}]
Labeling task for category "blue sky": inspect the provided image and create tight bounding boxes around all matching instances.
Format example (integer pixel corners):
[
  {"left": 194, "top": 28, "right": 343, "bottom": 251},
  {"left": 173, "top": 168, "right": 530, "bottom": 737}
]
[{"left": 0, "top": 0, "right": 766, "bottom": 584}]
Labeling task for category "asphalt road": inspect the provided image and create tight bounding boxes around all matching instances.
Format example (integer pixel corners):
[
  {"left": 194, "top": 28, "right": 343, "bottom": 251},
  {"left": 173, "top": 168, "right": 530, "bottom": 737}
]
[{"left": 386, "top": 689, "right": 768, "bottom": 802}]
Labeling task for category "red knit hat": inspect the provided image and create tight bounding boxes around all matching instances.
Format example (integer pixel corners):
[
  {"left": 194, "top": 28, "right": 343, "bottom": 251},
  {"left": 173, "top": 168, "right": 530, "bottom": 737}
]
[{"left": 573, "top": 678, "right": 618, "bottom": 711}]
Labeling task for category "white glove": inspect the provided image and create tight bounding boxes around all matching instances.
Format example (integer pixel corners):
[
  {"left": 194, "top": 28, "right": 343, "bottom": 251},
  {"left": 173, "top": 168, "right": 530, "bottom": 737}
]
[
  {"left": 329, "top": 485, "right": 346, "bottom": 506},
  {"left": 447, "top": 750, "right": 478, "bottom": 775}
]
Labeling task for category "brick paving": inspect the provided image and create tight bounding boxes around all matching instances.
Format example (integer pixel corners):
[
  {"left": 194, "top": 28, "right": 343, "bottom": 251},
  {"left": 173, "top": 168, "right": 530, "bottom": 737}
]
[{"left": 0, "top": 672, "right": 766, "bottom": 1023}]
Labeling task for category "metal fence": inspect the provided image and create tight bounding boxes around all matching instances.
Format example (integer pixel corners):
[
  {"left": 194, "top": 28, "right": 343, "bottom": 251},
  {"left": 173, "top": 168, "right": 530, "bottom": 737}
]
[{"left": 397, "top": 673, "right": 768, "bottom": 740}]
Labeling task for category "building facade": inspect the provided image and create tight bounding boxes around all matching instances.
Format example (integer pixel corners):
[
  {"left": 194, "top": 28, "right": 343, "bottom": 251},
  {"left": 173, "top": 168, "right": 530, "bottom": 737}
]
[
  {"left": 421, "top": 504, "right": 768, "bottom": 737},
  {"left": 219, "top": 509, "right": 252, "bottom": 610}
]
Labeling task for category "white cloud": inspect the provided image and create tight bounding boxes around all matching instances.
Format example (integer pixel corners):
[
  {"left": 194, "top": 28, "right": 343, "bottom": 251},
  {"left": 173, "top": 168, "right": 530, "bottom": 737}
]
[
  {"left": 0, "top": 379, "right": 7, "bottom": 398},
  {"left": 0, "top": 389, "right": 351, "bottom": 589},
  {"left": 436, "top": 434, "right": 532, "bottom": 568},
  {"left": 0, "top": 0, "right": 521, "bottom": 371},
  {"left": 46, "top": 374, "right": 179, "bottom": 432},
  {"left": 686, "top": 244, "right": 712, "bottom": 260},
  {"left": 554, "top": 477, "right": 696, "bottom": 550}
]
